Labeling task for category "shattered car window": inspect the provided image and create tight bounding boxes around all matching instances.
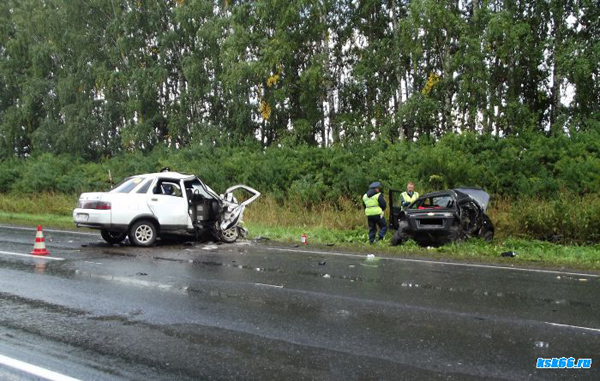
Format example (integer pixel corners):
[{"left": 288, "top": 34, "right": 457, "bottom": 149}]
[
  {"left": 156, "top": 181, "right": 182, "bottom": 197},
  {"left": 184, "top": 179, "right": 214, "bottom": 199},
  {"left": 411, "top": 195, "right": 453, "bottom": 209}
]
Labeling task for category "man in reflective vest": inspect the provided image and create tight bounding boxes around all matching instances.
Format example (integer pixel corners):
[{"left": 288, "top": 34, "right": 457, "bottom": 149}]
[
  {"left": 363, "top": 181, "right": 387, "bottom": 244},
  {"left": 400, "top": 181, "right": 419, "bottom": 209}
]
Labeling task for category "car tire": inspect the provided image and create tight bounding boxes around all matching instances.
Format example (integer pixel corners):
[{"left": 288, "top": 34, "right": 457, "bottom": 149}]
[
  {"left": 480, "top": 228, "right": 494, "bottom": 242},
  {"left": 447, "top": 226, "right": 465, "bottom": 244},
  {"left": 479, "top": 215, "right": 494, "bottom": 242},
  {"left": 390, "top": 229, "right": 406, "bottom": 246},
  {"left": 218, "top": 226, "right": 239, "bottom": 243},
  {"left": 100, "top": 230, "right": 127, "bottom": 244},
  {"left": 129, "top": 220, "right": 157, "bottom": 247}
]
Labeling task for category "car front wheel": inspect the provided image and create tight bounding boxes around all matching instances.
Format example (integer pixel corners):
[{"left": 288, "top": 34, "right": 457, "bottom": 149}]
[
  {"left": 100, "top": 230, "right": 127, "bottom": 244},
  {"left": 129, "top": 220, "right": 157, "bottom": 247},
  {"left": 218, "top": 226, "right": 239, "bottom": 243}
]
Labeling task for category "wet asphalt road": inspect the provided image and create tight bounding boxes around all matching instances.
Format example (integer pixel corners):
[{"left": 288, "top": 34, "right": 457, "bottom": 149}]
[{"left": 0, "top": 226, "right": 598, "bottom": 380}]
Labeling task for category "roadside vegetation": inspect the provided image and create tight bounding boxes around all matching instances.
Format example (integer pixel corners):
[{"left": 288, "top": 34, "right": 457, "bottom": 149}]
[
  {"left": 0, "top": 190, "right": 598, "bottom": 272},
  {"left": 0, "top": 2, "right": 598, "bottom": 270},
  {"left": 0, "top": 132, "right": 599, "bottom": 244}
]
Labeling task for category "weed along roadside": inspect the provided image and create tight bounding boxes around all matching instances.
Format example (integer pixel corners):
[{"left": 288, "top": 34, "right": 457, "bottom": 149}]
[
  {"left": 243, "top": 224, "right": 600, "bottom": 273},
  {"left": 0, "top": 193, "right": 598, "bottom": 273}
]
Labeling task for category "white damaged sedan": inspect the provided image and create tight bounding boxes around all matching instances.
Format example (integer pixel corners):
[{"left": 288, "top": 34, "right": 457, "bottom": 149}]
[{"left": 73, "top": 170, "right": 260, "bottom": 246}]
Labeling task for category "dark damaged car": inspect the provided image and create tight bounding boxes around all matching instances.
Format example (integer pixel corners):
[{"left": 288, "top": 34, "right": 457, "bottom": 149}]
[{"left": 388, "top": 188, "right": 494, "bottom": 246}]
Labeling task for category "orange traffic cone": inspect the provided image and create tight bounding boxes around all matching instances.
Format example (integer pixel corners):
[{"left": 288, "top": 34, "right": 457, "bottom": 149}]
[{"left": 31, "top": 225, "right": 50, "bottom": 256}]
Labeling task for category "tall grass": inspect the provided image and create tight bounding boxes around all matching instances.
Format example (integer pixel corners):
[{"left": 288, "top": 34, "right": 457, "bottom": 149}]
[
  {"left": 244, "top": 194, "right": 600, "bottom": 244},
  {"left": 0, "top": 193, "right": 76, "bottom": 215},
  {"left": 0, "top": 192, "right": 598, "bottom": 245}
]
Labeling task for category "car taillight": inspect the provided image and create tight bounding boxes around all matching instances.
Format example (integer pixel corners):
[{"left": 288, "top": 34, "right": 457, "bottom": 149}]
[
  {"left": 79, "top": 201, "right": 111, "bottom": 210},
  {"left": 96, "top": 202, "right": 111, "bottom": 210}
]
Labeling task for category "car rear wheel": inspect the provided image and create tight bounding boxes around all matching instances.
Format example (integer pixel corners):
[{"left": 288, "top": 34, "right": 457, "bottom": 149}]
[
  {"left": 391, "top": 229, "right": 407, "bottom": 246},
  {"left": 447, "top": 226, "right": 465, "bottom": 244},
  {"left": 100, "top": 230, "right": 127, "bottom": 244},
  {"left": 129, "top": 220, "right": 157, "bottom": 247},
  {"left": 218, "top": 226, "right": 239, "bottom": 243}
]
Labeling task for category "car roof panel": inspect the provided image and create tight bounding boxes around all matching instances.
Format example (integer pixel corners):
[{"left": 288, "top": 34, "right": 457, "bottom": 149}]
[{"left": 134, "top": 172, "right": 196, "bottom": 180}]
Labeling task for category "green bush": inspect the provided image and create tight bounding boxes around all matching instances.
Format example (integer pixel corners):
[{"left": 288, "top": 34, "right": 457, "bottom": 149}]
[{"left": 1, "top": 130, "right": 599, "bottom": 243}]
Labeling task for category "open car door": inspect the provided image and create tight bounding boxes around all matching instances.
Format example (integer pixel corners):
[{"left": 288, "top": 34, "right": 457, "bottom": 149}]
[{"left": 388, "top": 189, "right": 404, "bottom": 229}]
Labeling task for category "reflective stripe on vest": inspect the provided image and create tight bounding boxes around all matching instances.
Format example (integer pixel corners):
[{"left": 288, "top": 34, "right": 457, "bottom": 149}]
[
  {"left": 401, "top": 191, "right": 419, "bottom": 206},
  {"left": 363, "top": 193, "right": 383, "bottom": 216}
]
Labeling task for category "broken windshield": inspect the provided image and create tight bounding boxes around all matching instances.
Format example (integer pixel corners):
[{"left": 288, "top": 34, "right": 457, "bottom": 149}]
[{"left": 410, "top": 194, "right": 453, "bottom": 209}]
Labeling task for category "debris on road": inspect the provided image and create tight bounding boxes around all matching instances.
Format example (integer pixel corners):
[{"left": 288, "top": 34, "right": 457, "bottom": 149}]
[
  {"left": 323, "top": 274, "right": 331, "bottom": 278},
  {"left": 136, "top": 272, "right": 148, "bottom": 276},
  {"left": 318, "top": 261, "right": 326, "bottom": 266}
]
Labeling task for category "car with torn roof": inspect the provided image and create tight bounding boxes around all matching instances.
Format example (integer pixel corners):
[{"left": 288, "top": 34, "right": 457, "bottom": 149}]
[
  {"left": 388, "top": 188, "right": 494, "bottom": 246},
  {"left": 73, "top": 170, "right": 260, "bottom": 246}
]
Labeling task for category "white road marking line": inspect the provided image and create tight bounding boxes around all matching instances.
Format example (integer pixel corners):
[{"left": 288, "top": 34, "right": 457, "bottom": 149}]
[
  {"left": 0, "top": 250, "right": 64, "bottom": 261},
  {"left": 547, "top": 322, "right": 600, "bottom": 333},
  {"left": 0, "top": 225, "right": 96, "bottom": 236},
  {"left": 255, "top": 283, "right": 284, "bottom": 288},
  {"left": 266, "top": 247, "right": 600, "bottom": 278},
  {"left": 0, "top": 353, "right": 81, "bottom": 381}
]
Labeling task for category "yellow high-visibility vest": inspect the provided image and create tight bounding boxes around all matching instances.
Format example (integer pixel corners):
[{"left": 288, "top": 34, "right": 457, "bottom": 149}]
[
  {"left": 401, "top": 191, "right": 419, "bottom": 207},
  {"left": 363, "top": 193, "right": 383, "bottom": 216}
]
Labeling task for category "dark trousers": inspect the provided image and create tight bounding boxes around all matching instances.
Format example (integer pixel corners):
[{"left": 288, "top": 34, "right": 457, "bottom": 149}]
[{"left": 367, "top": 215, "right": 387, "bottom": 243}]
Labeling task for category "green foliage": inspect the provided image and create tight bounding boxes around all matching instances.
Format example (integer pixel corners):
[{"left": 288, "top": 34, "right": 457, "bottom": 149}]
[
  {"left": 0, "top": 160, "right": 22, "bottom": 192},
  {"left": 1, "top": 129, "right": 600, "bottom": 244},
  {"left": 1, "top": 0, "right": 598, "bottom": 156},
  {"left": 1, "top": 130, "right": 598, "bottom": 199}
]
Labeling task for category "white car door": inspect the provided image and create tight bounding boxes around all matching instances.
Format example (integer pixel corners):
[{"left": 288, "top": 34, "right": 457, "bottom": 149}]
[{"left": 147, "top": 179, "right": 189, "bottom": 228}]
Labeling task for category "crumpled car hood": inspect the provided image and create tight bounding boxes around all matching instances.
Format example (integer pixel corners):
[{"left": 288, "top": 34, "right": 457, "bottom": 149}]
[
  {"left": 455, "top": 188, "right": 490, "bottom": 211},
  {"left": 220, "top": 185, "right": 261, "bottom": 231}
]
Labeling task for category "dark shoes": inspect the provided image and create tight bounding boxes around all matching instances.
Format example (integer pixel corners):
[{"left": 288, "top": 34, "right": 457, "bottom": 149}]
[{"left": 370, "top": 237, "right": 384, "bottom": 245}]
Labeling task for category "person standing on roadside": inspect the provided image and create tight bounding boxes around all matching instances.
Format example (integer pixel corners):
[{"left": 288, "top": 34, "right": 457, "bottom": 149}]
[
  {"left": 363, "top": 182, "right": 387, "bottom": 244},
  {"left": 400, "top": 181, "right": 419, "bottom": 209}
]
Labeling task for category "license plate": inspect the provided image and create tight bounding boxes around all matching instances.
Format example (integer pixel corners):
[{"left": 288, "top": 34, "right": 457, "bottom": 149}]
[{"left": 76, "top": 213, "right": 89, "bottom": 222}]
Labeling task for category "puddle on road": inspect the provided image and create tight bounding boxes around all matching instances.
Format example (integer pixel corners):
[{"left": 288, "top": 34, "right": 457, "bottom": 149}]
[{"left": 0, "top": 291, "right": 89, "bottom": 316}]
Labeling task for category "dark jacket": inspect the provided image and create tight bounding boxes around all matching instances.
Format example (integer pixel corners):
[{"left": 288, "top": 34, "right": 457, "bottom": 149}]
[{"left": 364, "top": 189, "right": 387, "bottom": 211}]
